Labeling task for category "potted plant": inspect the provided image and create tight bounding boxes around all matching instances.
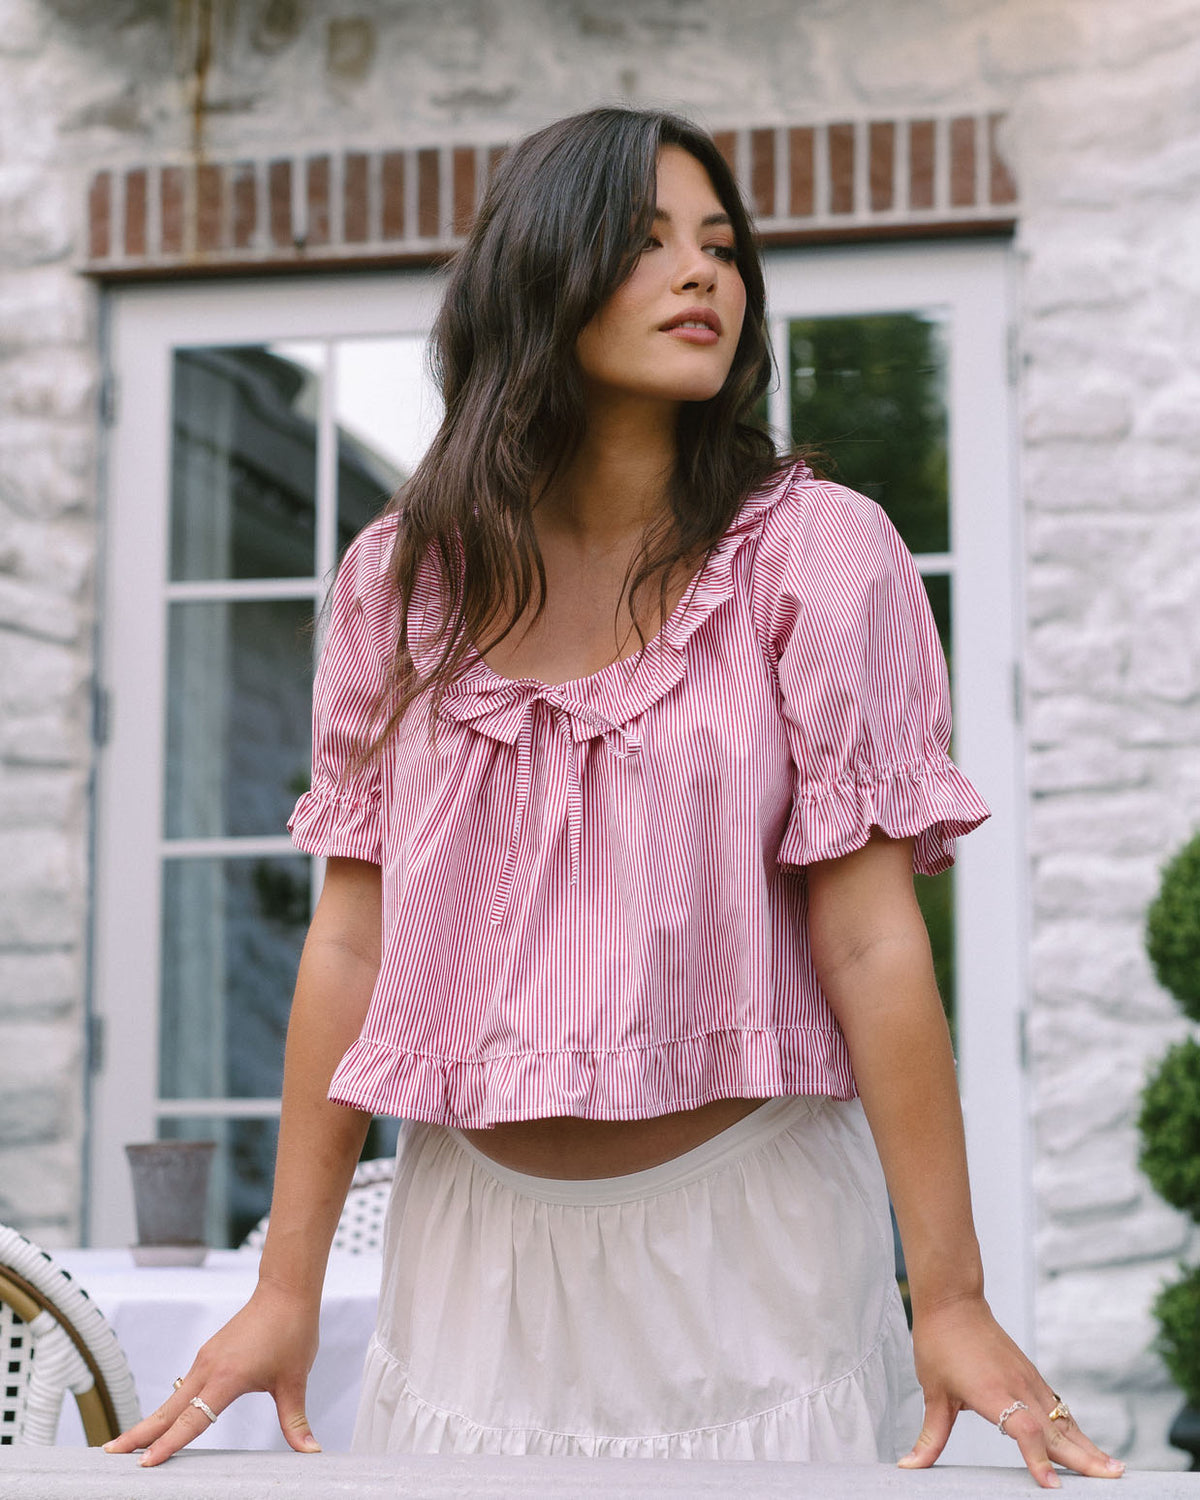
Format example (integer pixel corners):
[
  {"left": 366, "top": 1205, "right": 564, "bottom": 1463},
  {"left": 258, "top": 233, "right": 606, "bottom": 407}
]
[{"left": 1137, "top": 830, "right": 1200, "bottom": 1467}]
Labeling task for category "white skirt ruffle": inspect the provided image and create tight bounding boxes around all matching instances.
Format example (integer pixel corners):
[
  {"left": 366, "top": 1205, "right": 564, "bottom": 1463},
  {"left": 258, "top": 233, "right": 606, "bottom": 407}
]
[{"left": 353, "top": 1095, "right": 922, "bottom": 1461}]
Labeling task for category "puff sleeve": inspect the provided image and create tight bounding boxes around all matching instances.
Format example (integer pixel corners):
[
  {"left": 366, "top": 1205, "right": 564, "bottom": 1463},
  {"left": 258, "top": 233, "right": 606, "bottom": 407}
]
[
  {"left": 287, "top": 516, "right": 400, "bottom": 864},
  {"left": 751, "top": 475, "right": 990, "bottom": 874}
]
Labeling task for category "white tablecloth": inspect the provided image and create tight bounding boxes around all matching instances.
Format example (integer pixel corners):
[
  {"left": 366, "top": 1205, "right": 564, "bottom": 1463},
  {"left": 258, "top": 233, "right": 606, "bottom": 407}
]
[{"left": 52, "top": 1248, "right": 382, "bottom": 1452}]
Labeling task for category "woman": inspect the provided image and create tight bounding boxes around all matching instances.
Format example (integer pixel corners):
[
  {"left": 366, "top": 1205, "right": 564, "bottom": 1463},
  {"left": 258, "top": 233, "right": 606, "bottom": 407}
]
[{"left": 108, "top": 107, "right": 1124, "bottom": 1486}]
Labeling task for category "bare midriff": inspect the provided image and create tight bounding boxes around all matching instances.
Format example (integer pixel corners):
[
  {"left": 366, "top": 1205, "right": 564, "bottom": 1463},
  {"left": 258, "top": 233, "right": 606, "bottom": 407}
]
[{"left": 459, "top": 1097, "right": 767, "bottom": 1179}]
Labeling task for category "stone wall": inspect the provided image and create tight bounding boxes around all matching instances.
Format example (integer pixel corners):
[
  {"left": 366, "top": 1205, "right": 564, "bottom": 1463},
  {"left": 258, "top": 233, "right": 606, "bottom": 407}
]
[{"left": 2, "top": 0, "right": 1199, "bottom": 1470}]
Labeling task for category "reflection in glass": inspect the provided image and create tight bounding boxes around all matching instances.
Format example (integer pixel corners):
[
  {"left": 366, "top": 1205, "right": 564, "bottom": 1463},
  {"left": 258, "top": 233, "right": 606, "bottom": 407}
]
[
  {"left": 159, "top": 1116, "right": 279, "bottom": 1250},
  {"left": 165, "top": 599, "right": 313, "bottom": 840},
  {"left": 789, "top": 313, "right": 949, "bottom": 555},
  {"left": 335, "top": 337, "right": 442, "bottom": 546},
  {"left": 159, "top": 855, "right": 310, "bottom": 1100},
  {"left": 170, "top": 345, "right": 323, "bottom": 581}
]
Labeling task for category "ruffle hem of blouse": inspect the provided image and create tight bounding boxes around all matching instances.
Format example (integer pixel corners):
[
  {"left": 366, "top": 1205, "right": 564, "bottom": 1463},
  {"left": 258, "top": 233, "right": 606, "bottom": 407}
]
[{"left": 326, "top": 1023, "right": 855, "bottom": 1128}]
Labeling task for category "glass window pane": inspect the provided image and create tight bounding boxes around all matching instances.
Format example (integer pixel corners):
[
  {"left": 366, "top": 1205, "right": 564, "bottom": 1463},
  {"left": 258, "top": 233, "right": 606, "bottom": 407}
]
[
  {"left": 165, "top": 598, "right": 314, "bottom": 840},
  {"left": 159, "top": 855, "right": 310, "bottom": 1100},
  {"left": 170, "top": 343, "right": 323, "bottom": 581},
  {"left": 788, "top": 312, "right": 949, "bottom": 555},
  {"left": 922, "top": 570, "right": 952, "bottom": 675},
  {"left": 159, "top": 1116, "right": 278, "bottom": 1250},
  {"left": 335, "top": 336, "right": 441, "bottom": 545}
]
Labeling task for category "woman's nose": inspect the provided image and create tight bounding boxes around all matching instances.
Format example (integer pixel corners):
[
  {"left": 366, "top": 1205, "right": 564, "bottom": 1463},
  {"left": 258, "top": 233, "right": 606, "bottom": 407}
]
[{"left": 673, "top": 247, "right": 716, "bottom": 294}]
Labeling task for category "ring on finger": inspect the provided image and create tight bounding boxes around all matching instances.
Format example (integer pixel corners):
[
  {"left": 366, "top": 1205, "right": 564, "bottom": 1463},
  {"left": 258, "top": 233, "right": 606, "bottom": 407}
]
[
  {"left": 1048, "top": 1393, "right": 1072, "bottom": 1424},
  {"left": 172, "top": 1377, "right": 185, "bottom": 1392},
  {"left": 190, "top": 1395, "right": 218, "bottom": 1424},
  {"left": 997, "top": 1399, "right": 1028, "bottom": 1437}
]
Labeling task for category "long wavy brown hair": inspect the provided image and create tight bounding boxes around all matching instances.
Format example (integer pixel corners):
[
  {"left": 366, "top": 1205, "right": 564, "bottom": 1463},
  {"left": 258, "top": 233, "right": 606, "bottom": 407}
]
[{"left": 372, "top": 105, "right": 787, "bottom": 746}]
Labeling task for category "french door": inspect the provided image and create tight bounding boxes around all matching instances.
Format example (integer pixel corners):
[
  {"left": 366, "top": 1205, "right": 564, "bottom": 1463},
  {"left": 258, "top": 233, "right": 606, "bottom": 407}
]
[{"left": 93, "top": 245, "right": 1027, "bottom": 1448}]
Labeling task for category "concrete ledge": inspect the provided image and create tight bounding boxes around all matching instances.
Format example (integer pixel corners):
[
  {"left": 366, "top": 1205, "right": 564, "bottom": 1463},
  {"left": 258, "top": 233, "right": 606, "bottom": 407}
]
[{"left": 0, "top": 1450, "right": 1195, "bottom": 1499}]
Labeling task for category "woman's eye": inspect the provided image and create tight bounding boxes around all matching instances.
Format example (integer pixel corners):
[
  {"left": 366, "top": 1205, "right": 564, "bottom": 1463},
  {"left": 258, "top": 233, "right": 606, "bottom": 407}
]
[{"left": 706, "top": 244, "right": 738, "bottom": 262}]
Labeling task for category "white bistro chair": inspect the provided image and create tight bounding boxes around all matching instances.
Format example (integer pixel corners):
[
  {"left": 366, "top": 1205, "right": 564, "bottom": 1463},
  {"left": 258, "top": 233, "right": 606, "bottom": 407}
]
[
  {"left": 0, "top": 1224, "right": 141, "bottom": 1446},
  {"left": 242, "top": 1155, "right": 395, "bottom": 1255}
]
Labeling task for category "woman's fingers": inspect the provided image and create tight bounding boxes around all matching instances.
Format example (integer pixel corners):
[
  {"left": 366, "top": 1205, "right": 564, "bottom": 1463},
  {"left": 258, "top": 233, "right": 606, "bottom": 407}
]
[
  {"left": 275, "top": 1374, "right": 322, "bottom": 1453},
  {"left": 897, "top": 1394, "right": 958, "bottom": 1469},
  {"left": 102, "top": 1380, "right": 196, "bottom": 1454},
  {"left": 1003, "top": 1399, "right": 1125, "bottom": 1488},
  {"left": 137, "top": 1386, "right": 229, "bottom": 1468}
]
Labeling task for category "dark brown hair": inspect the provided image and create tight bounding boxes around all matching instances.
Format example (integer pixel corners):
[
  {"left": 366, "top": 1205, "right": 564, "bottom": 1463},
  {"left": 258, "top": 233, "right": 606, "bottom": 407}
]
[{"left": 374, "top": 105, "right": 786, "bottom": 742}]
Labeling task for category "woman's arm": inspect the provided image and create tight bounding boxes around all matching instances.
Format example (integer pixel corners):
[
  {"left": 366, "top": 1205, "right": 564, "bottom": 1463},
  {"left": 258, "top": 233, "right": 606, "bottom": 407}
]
[
  {"left": 106, "top": 856, "right": 382, "bottom": 1466},
  {"left": 806, "top": 832, "right": 1124, "bottom": 1489}
]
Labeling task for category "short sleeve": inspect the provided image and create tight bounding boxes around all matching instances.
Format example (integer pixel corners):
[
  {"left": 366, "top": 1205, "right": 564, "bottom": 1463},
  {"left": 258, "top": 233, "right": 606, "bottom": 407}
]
[
  {"left": 750, "top": 475, "right": 990, "bottom": 874},
  {"left": 287, "top": 517, "right": 400, "bottom": 864}
]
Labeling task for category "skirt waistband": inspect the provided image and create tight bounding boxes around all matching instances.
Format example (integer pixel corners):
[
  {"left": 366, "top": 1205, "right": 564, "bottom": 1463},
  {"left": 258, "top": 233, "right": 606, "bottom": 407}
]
[{"left": 443, "top": 1094, "right": 822, "bottom": 1206}]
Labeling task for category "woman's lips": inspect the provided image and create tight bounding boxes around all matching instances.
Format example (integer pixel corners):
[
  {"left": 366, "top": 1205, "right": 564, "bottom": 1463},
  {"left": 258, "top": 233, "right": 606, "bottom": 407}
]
[{"left": 661, "top": 322, "right": 720, "bottom": 345}]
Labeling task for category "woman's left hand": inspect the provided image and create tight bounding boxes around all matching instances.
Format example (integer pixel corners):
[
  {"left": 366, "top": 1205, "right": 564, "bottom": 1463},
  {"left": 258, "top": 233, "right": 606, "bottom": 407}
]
[{"left": 898, "top": 1293, "right": 1126, "bottom": 1488}]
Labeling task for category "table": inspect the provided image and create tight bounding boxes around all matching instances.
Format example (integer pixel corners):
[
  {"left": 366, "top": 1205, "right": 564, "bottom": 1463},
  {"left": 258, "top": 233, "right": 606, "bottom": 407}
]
[{"left": 52, "top": 1248, "right": 382, "bottom": 1452}]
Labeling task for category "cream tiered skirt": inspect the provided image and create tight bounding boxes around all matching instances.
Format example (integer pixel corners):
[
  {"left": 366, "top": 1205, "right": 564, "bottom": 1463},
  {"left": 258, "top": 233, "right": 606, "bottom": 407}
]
[{"left": 353, "top": 1094, "right": 922, "bottom": 1460}]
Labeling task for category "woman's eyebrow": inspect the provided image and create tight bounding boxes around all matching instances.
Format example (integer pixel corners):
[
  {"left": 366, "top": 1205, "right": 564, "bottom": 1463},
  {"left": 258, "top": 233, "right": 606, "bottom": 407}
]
[{"left": 652, "top": 207, "right": 734, "bottom": 229}]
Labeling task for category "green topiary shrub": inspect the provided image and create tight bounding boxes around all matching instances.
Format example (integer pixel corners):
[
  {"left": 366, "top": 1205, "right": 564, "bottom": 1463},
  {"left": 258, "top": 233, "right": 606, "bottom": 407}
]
[
  {"left": 1146, "top": 832, "right": 1200, "bottom": 1023},
  {"left": 1154, "top": 1265, "right": 1200, "bottom": 1412},
  {"left": 1139, "top": 828, "right": 1200, "bottom": 1432},
  {"left": 1139, "top": 1038, "right": 1200, "bottom": 1221}
]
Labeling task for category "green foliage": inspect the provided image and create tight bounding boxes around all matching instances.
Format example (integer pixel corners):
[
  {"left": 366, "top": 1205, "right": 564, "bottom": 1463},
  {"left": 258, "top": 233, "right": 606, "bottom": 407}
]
[
  {"left": 1146, "top": 832, "right": 1200, "bottom": 1023},
  {"left": 1139, "top": 1039, "right": 1200, "bottom": 1220},
  {"left": 788, "top": 313, "right": 949, "bottom": 554},
  {"left": 1154, "top": 1265, "right": 1200, "bottom": 1410}
]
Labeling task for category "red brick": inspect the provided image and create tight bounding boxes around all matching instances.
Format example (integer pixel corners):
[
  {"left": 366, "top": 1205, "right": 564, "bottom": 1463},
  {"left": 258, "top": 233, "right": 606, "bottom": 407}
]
[
  {"left": 788, "top": 127, "right": 814, "bottom": 217},
  {"left": 123, "top": 168, "right": 146, "bottom": 257},
  {"left": 988, "top": 113, "right": 1018, "bottom": 206},
  {"left": 381, "top": 151, "right": 405, "bottom": 239},
  {"left": 828, "top": 123, "right": 855, "bottom": 214},
  {"left": 161, "top": 166, "right": 185, "bottom": 253},
  {"left": 343, "top": 152, "right": 369, "bottom": 243},
  {"left": 749, "top": 128, "right": 775, "bottom": 217},
  {"left": 232, "top": 162, "right": 256, "bottom": 250},
  {"left": 306, "top": 156, "right": 331, "bottom": 246},
  {"left": 950, "top": 116, "right": 976, "bottom": 208},
  {"left": 196, "top": 162, "right": 222, "bottom": 252},
  {"left": 269, "top": 159, "right": 292, "bottom": 248},
  {"left": 712, "top": 131, "right": 737, "bottom": 176},
  {"left": 88, "top": 172, "right": 111, "bottom": 260},
  {"left": 868, "top": 122, "right": 895, "bottom": 212},
  {"left": 452, "top": 146, "right": 476, "bottom": 236},
  {"left": 417, "top": 148, "right": 439, "bottom": 238},
  {"left": 909, "top": 120, "right": 935, "bottom": 210}
]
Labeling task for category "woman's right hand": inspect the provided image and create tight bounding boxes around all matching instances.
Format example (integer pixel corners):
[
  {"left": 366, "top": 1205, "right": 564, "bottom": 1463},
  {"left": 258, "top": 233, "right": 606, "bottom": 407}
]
[{"left": 103, "top": 1279, "right": 323, "bottom": 1466}]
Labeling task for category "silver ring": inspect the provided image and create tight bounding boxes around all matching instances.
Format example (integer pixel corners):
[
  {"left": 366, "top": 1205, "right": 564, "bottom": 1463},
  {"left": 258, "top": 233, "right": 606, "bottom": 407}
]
[
  {"left": 190, "top": 1395, "right": 217, "bottom": 1424},
  {"left": 997, "top": 1399, "right": 1028, "bottom": 1437}
]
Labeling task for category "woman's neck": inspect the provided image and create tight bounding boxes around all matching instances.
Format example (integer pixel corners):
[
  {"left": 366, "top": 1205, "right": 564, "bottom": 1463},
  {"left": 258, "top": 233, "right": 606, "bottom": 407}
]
[{"left": 538, "top": 390, "right": 679, "bottom": 548}]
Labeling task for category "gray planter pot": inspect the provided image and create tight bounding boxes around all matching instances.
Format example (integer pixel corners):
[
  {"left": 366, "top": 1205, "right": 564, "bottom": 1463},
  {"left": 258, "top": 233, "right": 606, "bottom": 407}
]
[{"left": 125, "top": 1140, "right": 217, "bottom": 1266}]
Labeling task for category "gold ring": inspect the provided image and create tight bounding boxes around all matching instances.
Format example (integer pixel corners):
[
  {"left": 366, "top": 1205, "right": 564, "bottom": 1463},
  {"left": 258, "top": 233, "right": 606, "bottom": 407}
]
[
  {"left": 1048, "top": 1393, "right": 1071, "bottom": 1423},
  {"left": 172, "top": 1377, "right": 184, "bottom": 1391}
]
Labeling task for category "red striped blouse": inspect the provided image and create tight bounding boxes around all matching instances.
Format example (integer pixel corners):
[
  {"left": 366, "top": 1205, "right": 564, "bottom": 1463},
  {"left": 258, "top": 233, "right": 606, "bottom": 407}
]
[{"left": 288, "top": 460, "right": 990, "bottom": 1127}]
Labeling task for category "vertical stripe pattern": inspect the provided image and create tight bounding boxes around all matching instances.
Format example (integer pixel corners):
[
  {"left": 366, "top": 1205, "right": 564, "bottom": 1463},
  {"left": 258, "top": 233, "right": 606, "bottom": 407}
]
[{"left": 288, "top": 462, "right": 990, "bottom": 1128}]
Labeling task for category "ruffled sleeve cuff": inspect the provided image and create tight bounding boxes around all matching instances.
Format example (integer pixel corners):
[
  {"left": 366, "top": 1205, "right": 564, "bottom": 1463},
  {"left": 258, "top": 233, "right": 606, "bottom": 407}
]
[
  {"left": 779, "top": 754, "right": 991, "bottom": 876},
  {"left": 288, "top": 784, "right": 382, "bottom": 864}
]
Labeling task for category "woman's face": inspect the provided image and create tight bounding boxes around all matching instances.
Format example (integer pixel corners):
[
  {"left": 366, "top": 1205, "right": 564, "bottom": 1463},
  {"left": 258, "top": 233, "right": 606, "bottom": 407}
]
[{"left": 575, "top": 146, "right": 747, "bottom": 409}]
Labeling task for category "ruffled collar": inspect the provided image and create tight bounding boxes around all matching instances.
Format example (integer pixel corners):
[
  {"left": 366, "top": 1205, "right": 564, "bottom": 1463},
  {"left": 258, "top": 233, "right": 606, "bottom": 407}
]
[{"left": 418, "top": 460, "right": 807, "bottom": 740}]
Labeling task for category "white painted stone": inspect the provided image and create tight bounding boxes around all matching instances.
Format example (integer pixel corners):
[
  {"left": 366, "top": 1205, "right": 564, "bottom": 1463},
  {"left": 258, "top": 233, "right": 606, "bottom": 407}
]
[
  {"left": 0, "top": 1139, "right": 80, "bottom": 1226},
  {"left": 0, "top": 710, "right": 89, "bottom": 767},
  {"left": 0, "top": 267, "right": 94, "bottom": 348},
  {"left": 1028, "top": 792, "right": 1178, "bottom": 858},
  {"left": 0, "top": 0, "right": 50, "bottom": 57},
  {"left": 0, "top": 630, "right": 85, "bottom": 714},
  {"left": 0, "top": 163, "right": 73, "bottom": 266},
  {"left": 1036, "top": 1261, "right": 1177, "bottom": 1386},
  {"left": 1031, "top": 853, "right": 1161, "bottom": 924},
  {"left": 0, "top": 1019, "right": 81, "bottom": 1088},
  {"left": 1024, "top": 621, "right": 1129, "bottom": 698},
  {"left": 1022, "top": 240, "right": 1142, "bottom": 314},
  {"left": 0, "top": 828, "right": 84, "bottom": 945},
  {"left": 0, "top": 420, "right": 94, "bottom": 518},
  {"left": 1037, "top": 1200, "right": 1189, "bottom": 1276},
  {"left": 0, "top": 947, "right": 81, "bottom": 1016},
  {"left": 1023, "top": 373, "right": 1134, "bottom": 443},
  {"left": 0, "top": 765, "right": 81, "bottom": 830},
  {"left": 0, "top": 347, "right": 97, "bottom": 423},
  {"left": 980, "top": 6, "right": 1087, "bottom": 80},
  {"left": 0, "top": 574, "right": 81, "bottom": 643},
  {"left": 1135, "top": 374, "right": 1200, "bottom": 454}
]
